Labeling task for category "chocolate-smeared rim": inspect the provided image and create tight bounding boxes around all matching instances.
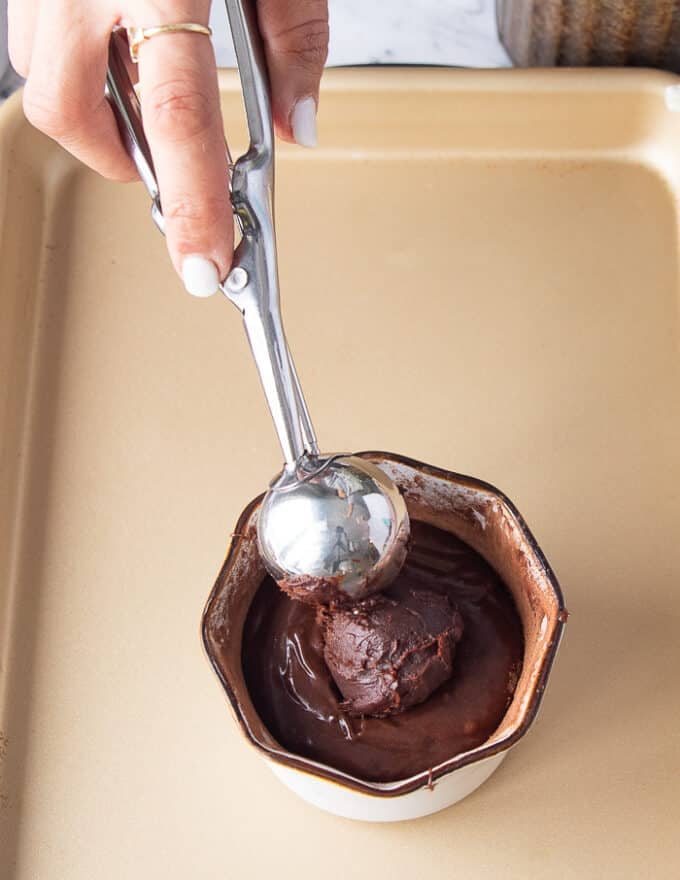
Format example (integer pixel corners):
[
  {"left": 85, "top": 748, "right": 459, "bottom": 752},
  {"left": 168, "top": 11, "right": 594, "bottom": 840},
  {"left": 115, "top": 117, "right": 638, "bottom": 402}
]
[{"left": 201, "top": 451, "right": 567, "bottom": 798}]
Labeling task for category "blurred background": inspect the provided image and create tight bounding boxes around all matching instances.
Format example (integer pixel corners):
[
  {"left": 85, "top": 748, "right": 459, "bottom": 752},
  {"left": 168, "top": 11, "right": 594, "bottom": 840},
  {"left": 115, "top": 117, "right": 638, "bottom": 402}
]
[
  {"left": 0, "top": 0, "right": 511, "bottom": 102},
  {"left": 2, "top": 1, "right": 679, "bottom": 103}
]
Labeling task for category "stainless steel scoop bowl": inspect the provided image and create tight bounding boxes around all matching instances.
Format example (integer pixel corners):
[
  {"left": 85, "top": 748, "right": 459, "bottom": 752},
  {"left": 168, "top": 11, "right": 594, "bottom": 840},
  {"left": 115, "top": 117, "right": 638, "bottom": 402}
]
[
  {"left": 257, "top": 455, "right": 409, "bottom": 603},
  {"left": 106, "top": 0, "right": 410, "bottom": 602}
]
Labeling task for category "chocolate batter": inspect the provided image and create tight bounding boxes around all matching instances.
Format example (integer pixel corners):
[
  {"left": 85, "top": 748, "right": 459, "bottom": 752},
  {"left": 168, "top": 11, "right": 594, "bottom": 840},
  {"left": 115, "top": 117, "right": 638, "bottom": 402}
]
[{"left": 242, "top": 521, "right": 524, "bottom": 783}]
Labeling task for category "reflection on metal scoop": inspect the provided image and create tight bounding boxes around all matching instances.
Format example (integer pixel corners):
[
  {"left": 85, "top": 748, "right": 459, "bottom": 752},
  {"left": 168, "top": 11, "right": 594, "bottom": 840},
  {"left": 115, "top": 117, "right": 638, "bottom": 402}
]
[
  {"left": 106, "top": 0, "right": 410, "bottom": 601},
  {"left": 259, "top": 455, "right": 409, "bottom": 604},
  {"left": 220, "top": 0, "right": 409, "bottom": 601}
]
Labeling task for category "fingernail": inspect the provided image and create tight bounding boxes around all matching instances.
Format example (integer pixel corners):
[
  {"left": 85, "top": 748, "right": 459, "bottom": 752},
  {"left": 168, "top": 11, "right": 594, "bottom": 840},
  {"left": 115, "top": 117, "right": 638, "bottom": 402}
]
[
  {"left": 182, "top": 255, "right": 220, "bottom": 298},
  {"left": 665, "top": 84, "right": 680, "bottom": 112},
  {"left": 291, "top": 96, "right": 317, "bottom": 148}
]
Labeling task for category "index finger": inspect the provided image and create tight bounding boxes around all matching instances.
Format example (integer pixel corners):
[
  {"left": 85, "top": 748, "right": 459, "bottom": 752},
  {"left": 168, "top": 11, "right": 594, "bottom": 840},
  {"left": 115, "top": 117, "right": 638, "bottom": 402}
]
[{"left": 135, "top": 9, "right": 232, "bottom": 296}]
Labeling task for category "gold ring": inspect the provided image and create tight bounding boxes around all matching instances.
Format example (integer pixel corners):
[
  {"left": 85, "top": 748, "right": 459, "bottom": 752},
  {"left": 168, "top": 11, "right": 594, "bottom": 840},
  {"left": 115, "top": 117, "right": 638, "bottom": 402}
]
[{"left": 126, "top": 23, "right": 213, "bottom": 63}]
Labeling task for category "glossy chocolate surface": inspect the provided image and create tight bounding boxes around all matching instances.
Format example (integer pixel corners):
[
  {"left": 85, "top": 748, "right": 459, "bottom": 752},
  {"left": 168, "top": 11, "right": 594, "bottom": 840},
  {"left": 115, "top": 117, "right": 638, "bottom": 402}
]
[{"left": 241, "top": 521, "right": 524, "bottom": 783}]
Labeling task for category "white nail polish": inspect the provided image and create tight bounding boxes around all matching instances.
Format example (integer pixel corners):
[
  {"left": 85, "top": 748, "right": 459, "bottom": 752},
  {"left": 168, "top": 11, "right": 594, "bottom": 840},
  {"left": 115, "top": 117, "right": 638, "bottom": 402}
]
[
  {"left": 665, "top": 84, "right": 680, "bottom": 112},
  {"left": 291, "top": 96, "right": 318, "bottom": 148},
  {"left": 182, "top": 255, "right": 220, "bottom": 298}
]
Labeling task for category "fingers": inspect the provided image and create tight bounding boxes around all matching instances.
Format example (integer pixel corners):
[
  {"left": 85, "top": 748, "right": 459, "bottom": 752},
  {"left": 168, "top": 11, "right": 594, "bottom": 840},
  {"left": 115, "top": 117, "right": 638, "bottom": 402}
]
[
  {"left": 7, "top": 0, "right": 39, "bottom": 77},
  {"left": 19, "top": 1, "right": 137, "bottom": 182},
  {"left": 135, "top": 3, "right": 232, "bottom": 292},
  {"left": 257, "top": 0, "right": 329, "bottom": 146},
  {"left": 11, "top": 0, "right": 326, "bottom": 297}
]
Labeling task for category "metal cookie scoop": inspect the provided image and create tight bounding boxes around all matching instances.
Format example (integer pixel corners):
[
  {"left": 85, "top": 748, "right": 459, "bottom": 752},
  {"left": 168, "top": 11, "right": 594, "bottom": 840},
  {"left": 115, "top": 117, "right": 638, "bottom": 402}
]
[{"left": 106, "top": 0, "right": 410, "bottom": 603}]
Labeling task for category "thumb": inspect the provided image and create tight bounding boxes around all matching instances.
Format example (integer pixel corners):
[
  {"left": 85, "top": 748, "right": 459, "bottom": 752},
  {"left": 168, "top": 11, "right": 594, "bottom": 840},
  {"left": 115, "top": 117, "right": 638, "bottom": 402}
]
[{"left": 256, "top": 0, "right": 329, "bottom": 147}]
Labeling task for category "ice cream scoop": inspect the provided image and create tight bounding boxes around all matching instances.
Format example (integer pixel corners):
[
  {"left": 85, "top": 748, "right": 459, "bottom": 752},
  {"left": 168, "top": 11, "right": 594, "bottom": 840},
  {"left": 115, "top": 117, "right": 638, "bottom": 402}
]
[{"left": 106, "top": 0, "right": 410, "bottom": 601}]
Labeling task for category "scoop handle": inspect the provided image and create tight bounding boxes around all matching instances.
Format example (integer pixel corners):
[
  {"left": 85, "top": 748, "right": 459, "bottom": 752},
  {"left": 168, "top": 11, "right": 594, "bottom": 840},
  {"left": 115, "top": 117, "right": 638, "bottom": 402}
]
[
  {"left": 106, "top": 32, "right": 164, "bottom": 233},
  {"left": 222, "top": 0, "right": 316, "bottom": 467},
  {"left": 105, "top": 13, "right": 319, "bottom": 467}
]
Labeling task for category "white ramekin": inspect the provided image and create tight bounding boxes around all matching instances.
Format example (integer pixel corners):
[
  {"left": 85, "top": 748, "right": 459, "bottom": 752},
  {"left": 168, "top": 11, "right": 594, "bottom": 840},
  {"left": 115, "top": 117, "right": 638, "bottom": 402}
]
[{"left": 203, "top": 452, "right": 567, "bottom": 822}]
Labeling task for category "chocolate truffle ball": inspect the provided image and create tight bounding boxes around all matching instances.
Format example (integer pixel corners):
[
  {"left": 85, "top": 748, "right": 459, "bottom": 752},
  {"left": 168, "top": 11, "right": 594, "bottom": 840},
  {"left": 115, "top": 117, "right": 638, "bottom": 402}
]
[{"left": 322, "top": 583, "right": 464, "bottom": 717}]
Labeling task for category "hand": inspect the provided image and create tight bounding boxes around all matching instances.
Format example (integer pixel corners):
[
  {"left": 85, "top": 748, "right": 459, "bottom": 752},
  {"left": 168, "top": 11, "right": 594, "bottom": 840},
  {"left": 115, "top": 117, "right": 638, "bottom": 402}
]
[{"left": 8, "top": 1, "right": 328, "bottom": 295}]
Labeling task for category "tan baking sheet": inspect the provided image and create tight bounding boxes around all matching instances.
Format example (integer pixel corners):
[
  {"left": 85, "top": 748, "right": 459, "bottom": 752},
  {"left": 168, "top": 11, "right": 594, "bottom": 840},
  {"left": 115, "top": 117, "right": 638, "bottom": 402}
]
[{"left": 1, "top": 68, "right": 679, "bottom": 879}]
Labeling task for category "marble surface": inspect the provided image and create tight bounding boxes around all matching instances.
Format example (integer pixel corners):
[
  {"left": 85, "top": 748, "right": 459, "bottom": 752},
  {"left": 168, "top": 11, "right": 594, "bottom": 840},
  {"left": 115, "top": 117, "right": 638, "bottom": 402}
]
[
  {"left": 1, "top": 1, "right": 510, "bottom": 99},
  {"left": 210, "top": 0, "right": 511, "bottom": 68}
]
